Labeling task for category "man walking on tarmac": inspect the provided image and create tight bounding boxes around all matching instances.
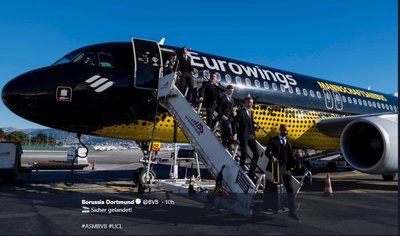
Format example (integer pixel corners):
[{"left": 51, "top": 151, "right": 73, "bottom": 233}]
[{"left": 265, "top": 124, "right": 300, "bottom": 222}]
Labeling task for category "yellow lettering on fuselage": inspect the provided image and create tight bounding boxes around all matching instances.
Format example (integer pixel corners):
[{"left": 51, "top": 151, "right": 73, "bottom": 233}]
[{"left": 317, "top": 81, "right": 387, "bottom": 101}]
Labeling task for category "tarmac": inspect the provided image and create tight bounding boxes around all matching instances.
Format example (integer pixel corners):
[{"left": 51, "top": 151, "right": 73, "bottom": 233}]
[{"left": 0, "top": 150, "right": 398, "bottom": 235}]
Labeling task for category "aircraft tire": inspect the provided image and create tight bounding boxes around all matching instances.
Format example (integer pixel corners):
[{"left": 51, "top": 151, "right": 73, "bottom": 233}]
[
  {"left": 137, "top": 168, "right": 156, "bottom": 185},
  {"left": 132, "top": 167, "right": 144, "bottom": 183}
]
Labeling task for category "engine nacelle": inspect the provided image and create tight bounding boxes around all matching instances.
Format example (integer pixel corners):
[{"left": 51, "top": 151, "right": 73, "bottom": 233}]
[{"left": 340, "top": 115, "right": 398, "bottom": 174}]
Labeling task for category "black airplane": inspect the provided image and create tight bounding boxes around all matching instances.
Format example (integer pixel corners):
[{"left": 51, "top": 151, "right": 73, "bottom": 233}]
[{"left": 2, "top": 38, "right": 398, "bottom": 180}]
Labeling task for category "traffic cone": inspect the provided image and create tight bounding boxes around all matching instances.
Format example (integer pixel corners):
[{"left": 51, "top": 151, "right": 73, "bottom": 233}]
[
  {"left": 91, "top": 160, "right": 96, "bottom": 171},
  {"left": 324, "top": 173, "right": 333, "bottom": 196}
]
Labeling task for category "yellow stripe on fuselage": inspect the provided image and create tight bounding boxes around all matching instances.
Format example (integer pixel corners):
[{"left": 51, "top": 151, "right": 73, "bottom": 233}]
[{"left": 92, "top": 105, "right": 340, "bottom": 150}]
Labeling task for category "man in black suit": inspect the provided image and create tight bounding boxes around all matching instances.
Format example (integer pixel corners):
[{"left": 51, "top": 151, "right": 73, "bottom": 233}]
[
  {"left": 178, "top": 47, "right": 194, "bottom": 102},
  {"left": 265, "top": 124, "right": 300, "bottom": 222},
  {"left": 217, "top": 85, "right": 235, "bottom": 147},
  {"left": 199, "top": 73, "right": 222, "bottom": 128},
  {"left": 232, "top": 97, "right": 260, "bottom": 180}
]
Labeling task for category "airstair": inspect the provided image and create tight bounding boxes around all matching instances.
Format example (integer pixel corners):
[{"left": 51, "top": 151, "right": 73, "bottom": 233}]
[
  {"left": 131, "top": 37, "right": 309, "bottom": 216},
  {"left": 156, "top": 72, "right": 310, "bottom": 216},
  {"left": 157, "top": 73, "right": 260, "bottom": 216}
]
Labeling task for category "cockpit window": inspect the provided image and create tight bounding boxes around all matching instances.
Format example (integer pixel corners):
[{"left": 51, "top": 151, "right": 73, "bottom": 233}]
[
  {"left": 53, "top": 51, "right": 96, "bottom": 66},
  {"left": 98, "top": 52, "right": 114, "bottom": 68},
  {"left": 53, "top": 50, "right": 82, "bottom": 65},
  {"left": 75, "top": 52, "right": 96, "bottom": 66}
]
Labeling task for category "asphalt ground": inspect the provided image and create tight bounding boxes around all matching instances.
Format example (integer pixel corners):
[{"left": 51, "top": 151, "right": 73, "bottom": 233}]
[{"left": 0, "top": 150, "right": 397, "bottom": 235}]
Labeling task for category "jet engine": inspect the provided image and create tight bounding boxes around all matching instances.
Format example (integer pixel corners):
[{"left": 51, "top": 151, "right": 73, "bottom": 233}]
[{"left": 340, "top": 115, "right": 398, "bottom": 175}]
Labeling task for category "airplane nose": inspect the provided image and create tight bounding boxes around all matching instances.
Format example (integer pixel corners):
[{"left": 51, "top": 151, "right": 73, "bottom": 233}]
[{"left": 2, "top": 74, "right": 38, "bottom": 119}]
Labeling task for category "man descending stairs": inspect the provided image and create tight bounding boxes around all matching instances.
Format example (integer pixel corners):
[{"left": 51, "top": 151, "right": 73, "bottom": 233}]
[{"left": 157, "top": 72, "right": 304, "bottom": 216}]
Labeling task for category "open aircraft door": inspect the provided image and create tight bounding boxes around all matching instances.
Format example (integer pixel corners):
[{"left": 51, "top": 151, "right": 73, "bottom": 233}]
[{"left": 132, "top": 38, "right": 163, "bottom": 90}]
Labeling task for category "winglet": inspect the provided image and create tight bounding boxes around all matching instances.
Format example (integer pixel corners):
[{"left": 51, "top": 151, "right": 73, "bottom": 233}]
[{"left": 159, "top": 37, "right": 165, "bottom": 45}]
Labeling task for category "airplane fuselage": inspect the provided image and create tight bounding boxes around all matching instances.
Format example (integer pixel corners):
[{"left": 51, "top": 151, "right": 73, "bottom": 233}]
[{"left": 2, "top": 42, "right": 398, "bottom": 151}]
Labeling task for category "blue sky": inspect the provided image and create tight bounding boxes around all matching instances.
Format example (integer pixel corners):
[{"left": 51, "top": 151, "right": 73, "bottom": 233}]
[{"left": 0, "top": 0, "right": 397, "bottom": 129}]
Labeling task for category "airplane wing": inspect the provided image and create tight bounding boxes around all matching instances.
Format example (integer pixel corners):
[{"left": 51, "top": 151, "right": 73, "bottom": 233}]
[{"left": 315, "top": 112, "right": 398, "bottom": 137}]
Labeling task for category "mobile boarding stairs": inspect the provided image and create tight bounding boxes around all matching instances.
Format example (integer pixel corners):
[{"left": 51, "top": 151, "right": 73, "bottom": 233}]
[{"left": 137, "top": 72, "right": 309, "bottom": 217}]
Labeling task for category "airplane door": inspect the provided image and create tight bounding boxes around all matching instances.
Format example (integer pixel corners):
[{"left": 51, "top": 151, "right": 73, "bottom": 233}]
[
  {"left": 323, "top": 89, "right": 334, "bottom": 110},
  {"left": 132, "top": 38, "right": 163, "bottom": 90},
  {"left": 332, "top": 91, "right": 343, "bottom": 111}
]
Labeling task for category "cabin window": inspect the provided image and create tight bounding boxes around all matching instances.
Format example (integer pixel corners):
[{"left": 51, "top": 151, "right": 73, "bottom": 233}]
[
  {"left": 347, "top": 97, "right": 352, "bottom": 103},
  {"left": 225, "top": 74, "right": 232, "bottom": 83},
  {"left": 335, "top": 94, "right": 341, "bottom": 102},
  {"left": 377, "top": 103, "right": 381, "bottom": 108},
  {"left": 342, "top": 95, "right": 347, "bottom": 103},
  {"left": 254, "top": 80, "right": 260, "bottom": 88},
  {"left": 216, "top": 72, "right": 222, "bottom": 82},
  {"left": 358, "top": 99, "right": 362, "bottom": 105},
  {"left": 362, "top": 100, "right": 367, "bottom": 106},
  {"left": 263, "top": 81, "right": 269, "bottom": 89},
  {"left": 288, "top": 86, "right": 293, "bottom": 94},
  {"left": 316, "top": 91, "right": 322, "bottom": 98},
  {"left": 389, "top": 105, "right": 393, "bottom": 111},
  {"left": 385, "top": 104, "right": 389, "bottom": 110},
  {"left": 367, "top": 101, "right": 372, "bottom": 107},
  {"left": 98, "top": 52, "right": 114, "bottom": 68},
  {"left": 203, "top": 70, "right": 210, "bottom": 79},
  {"left": 296, "top": 87, "right": 301, "bottom": 95},
  {"left": 245, "top": 78, "right": 251, "bottom": 86},
  {"left": 235, "top": 76, "right": 242, "bottom": 84},
  {"left": 353, "top": 98, "right": 357, "bottom": 104},
  {"left": 309, "top": 90, "right": 315, "bottom": 97},
  {"left": 280, "top": 84, "right": 286, "bottom": 92},
  {"left": 272, "top": 83, "right": 278, "bottom": 91},
  {"left": 372, "top": 101, "right": 376, "bottom": 108},
  {"left": 302, "top": 88, "right": 308, "bottom": 96}
]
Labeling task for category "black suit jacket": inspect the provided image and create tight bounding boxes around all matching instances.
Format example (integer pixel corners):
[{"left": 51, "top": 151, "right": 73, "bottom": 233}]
[
  {"left": 178, "top": 55, "right": 193, "bottom": 74},
  {"left": 217, "top": 94, "right": 234, "bottom": 122},
  {"left": 199, "top": 81, "right": 221, "bottom": 107},
  {"left": 265, "top": 136, "right": 295, "bottom": 171},
  {"left": 233, "top": 108, "right": 255, "bottom": 141}
]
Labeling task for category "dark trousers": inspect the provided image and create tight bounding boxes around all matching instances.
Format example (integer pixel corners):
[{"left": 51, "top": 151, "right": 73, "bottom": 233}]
[
  {"left": 183, "top": 72, "right": 193, "bottom": 102},
  {"left": 281, "top": 165, "right": 296, "bottom": 214},
  {"left": 220, "top": 121, "right": 233, "bottom": 148},
  {"left": 176, "top": 76, "right": 186, "bottom": 95},
  {"left": 239, "top": 134, "right": 260, "bottom": 176},
  {"left": 205, "top": 102, "right": 217, "bottom": 128},
  {"left": 191, "top": 87, "right": 198, "bottom": 104}
]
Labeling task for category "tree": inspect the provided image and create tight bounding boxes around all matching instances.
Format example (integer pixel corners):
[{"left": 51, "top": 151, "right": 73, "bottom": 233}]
[
  {"left": 31, "top": 133, "right": 56, "bottom": 146},
  {"left": 5, "top": 131, "right": 28, "bottom": 143},
  {"left": 0, "top": 129, "right": 6, "bottom": 141}
]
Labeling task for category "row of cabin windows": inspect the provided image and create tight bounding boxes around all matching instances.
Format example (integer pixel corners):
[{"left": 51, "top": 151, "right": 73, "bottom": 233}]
[{"left": 214, "top": 72, "right": 398, "bottom": 112}]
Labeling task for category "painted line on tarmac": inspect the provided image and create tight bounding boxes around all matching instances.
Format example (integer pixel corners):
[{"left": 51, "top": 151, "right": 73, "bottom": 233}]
[
  {"left": 31, "top": 182, "right": 136, "bottom": 192},
  {"left": 312, "top": 172, "right": 367, "bottom": 179}
]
